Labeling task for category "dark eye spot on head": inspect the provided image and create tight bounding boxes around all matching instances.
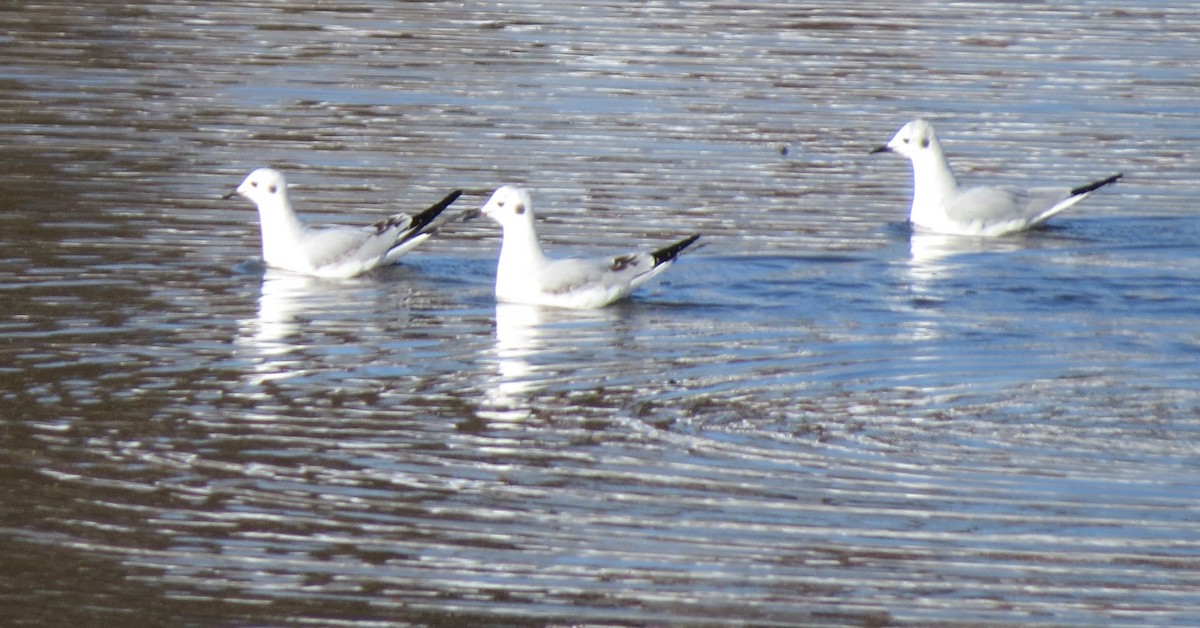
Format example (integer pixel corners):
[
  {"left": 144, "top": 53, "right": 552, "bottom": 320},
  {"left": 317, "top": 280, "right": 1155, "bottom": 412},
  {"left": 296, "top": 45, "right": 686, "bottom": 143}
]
[
  {"left": 514, "top": 203, "right": 525, "bottom": 215},
  {"left": 920, "top": 138, "right": 930, "bottom": 148},
  {"left": 902, "top": 137, "right": 910, "bottom": 144},
  {"left": 269, "top": 184, "right": 277, "bottom": 194},
  {"left": 250, "top": 181, "right": 259, "bottom": 188}
]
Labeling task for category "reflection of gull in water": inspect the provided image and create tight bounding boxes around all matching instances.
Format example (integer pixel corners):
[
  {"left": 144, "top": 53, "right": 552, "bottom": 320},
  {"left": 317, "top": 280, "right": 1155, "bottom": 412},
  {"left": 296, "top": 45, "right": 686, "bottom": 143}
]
[
  {"left": 900, "top": 232, "right": 1028, "bottom": 344},
  {"left": 486, "top": 303, "right": 545, "bottom": 416},
  {"left": 238, "top": 269, "right": 373, "bottom": 384},
  {"left": 907, "top": 231, "right": 1025, "bottom": 284},
  {"left": 253, "top": 269, "right": 319, "bottom": 348},
  {"left": 481, "top": 303, "right": 619, "bottom": 421}
]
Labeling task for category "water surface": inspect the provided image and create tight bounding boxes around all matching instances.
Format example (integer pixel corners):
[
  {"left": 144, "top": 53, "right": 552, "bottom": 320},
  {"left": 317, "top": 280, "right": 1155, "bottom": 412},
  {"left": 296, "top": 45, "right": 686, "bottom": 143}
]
[{"left": 4, "top": 2, "right": 1200, "bottom": 626}]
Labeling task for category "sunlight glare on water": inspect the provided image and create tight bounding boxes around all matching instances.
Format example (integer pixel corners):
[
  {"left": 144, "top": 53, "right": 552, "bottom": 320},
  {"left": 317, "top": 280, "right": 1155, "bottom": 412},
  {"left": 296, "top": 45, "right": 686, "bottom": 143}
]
[{"left": 3, "top": 1, "right": 1200, "bottom": 626}]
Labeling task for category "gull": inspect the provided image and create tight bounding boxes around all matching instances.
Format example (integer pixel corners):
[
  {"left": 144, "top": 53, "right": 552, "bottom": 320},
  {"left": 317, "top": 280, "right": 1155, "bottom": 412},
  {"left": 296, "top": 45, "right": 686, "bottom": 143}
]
[
  {"left": 223, "top": 168, "right": 461, "bottom": 278},
  {"left": 472, "top": 185, "right": 700, "bottom": 309},
  {"left": 870, "top": 119, "right": 1121, "bottom": 236}
]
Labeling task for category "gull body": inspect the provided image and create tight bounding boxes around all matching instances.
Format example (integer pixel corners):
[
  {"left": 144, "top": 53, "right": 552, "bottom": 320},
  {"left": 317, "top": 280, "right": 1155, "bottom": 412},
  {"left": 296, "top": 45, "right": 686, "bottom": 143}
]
[
  {"left": 476, "top": 186, "right": 700, "bottom": 309},
  {"left": 224, "top": 168, "right": 461, "bottom": 278},
  {"left": 871, "top": 119, "right": 1121, "bottom": 236}
]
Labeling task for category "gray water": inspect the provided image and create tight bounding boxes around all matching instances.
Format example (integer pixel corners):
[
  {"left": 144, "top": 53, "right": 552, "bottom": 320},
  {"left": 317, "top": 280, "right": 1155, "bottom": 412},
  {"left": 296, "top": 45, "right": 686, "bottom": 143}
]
[{"left": 4, "top": 2, "right": 1200, "bottom": 626}]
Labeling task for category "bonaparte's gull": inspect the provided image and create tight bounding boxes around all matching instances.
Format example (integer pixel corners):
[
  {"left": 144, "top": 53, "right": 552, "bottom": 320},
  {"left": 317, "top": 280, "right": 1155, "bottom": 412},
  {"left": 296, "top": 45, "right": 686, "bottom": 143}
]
[
  {"left": 224, "top": 168, "right": 461, "bottom": 278},
  {"left": 870, "top": 119, "right": 1121, "bottom": 236},
  {"left": 472, "top": 185, "right": 700, "bottom": 309}
]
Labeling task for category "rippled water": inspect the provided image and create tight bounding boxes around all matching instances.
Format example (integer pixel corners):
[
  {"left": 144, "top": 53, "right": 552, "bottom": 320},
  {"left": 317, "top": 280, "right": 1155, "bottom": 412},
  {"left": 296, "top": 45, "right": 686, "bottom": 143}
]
[{"left": 5, "top": 2, "right": 1200, "bottom": 626}]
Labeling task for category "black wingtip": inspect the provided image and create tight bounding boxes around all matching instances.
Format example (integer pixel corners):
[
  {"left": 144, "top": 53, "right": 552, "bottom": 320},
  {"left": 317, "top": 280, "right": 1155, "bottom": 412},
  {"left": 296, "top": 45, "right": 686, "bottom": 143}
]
[
  {"left": 651, "top": 234, "right": 701, "bottom": 267},
  {"left": 1070, "top": 173, "right": 1122, "bottom": 197},
  {"left": 405, "top": 189, "right": 463, "bottom": 235}
]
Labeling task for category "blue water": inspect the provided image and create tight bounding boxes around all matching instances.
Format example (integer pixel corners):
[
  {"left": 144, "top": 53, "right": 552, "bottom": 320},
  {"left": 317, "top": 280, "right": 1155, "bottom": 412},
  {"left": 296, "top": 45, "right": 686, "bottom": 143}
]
[{"left": 4, "top": 2, "right": 1200, "bottom": 626}]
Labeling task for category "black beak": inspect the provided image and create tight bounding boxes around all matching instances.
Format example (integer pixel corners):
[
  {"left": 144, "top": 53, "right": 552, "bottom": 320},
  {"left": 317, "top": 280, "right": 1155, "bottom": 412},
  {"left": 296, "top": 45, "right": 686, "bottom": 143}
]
[
  {"left": 461, "top": 208, "right": 482, "bottom": 222},
  {"left": 869, "top": 145, "right": 892, "bottom": 155},
  {"left": 221, "top": 190, "right": 239, "bottom": 200}
]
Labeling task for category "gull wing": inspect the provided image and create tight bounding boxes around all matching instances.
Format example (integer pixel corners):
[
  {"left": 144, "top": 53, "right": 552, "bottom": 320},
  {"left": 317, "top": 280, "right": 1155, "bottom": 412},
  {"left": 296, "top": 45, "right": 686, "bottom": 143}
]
[
  {"left": 294, "top": 225, "right": 394, "bottom": 273},
  {"left": 535, "top": 253, "right": 657, "bottom": 298},
  {"left": 518, "top": 235, "right": 699, "bottom": 308},
  {"left": 296, "top": 190, "right": 462, "bottom": 275},
  {"left": 946, "top": 186, "right": 1065, "bottom": 235},
  {"left": 381, "top": 190, "right": 462, "bottom": 262},
  {"left": 948, "top": 174, "right": 1121, "bottom": 235}
]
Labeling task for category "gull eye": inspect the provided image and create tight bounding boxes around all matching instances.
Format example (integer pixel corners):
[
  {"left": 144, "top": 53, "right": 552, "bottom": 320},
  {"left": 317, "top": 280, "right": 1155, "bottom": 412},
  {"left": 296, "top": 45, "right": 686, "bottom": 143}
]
[{"left": 250, "top": 181, "right": 259, "bottom": 188}]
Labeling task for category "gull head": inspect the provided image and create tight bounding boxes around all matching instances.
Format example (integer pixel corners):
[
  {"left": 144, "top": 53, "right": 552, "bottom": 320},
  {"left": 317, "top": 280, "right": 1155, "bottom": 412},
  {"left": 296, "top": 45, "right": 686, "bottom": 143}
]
[
  {"left": 870, "top": 119, "right": 941, "bottom": 160},
  {"left": 224, "top": 168, "right": 288, "bottom": 207},
  {"left": 479, "top": 185, "right": 535, "bottom": 228}
]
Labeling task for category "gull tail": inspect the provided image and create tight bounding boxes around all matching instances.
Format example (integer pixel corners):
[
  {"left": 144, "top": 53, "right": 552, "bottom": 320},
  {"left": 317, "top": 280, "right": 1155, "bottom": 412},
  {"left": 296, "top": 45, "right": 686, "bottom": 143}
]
[
  {"left": 651, "top": 234, "right": 701, "bottom": 267},
  {"left": 1070, "top": 173, "right": 1122, "bottom": 197},
  {"left": 1030, "top": 173, "right": 1123, "bottom": 229},
  {"left": 383, "top": 190, "right": 463, "bottom": 248}
]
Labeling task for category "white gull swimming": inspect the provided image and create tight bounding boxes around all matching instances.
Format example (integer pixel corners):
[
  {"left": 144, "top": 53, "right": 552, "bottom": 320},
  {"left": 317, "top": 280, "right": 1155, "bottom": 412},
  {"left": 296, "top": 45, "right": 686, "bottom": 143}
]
[
  {"left": 224, "top": 168, "right": 461, "bottom": 278},
  {"left": 871, "top": 119, "right": 1121, "bottom": 236},
  {"left": 473, "top": 185, "right": 700, "bottom": 309}
]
